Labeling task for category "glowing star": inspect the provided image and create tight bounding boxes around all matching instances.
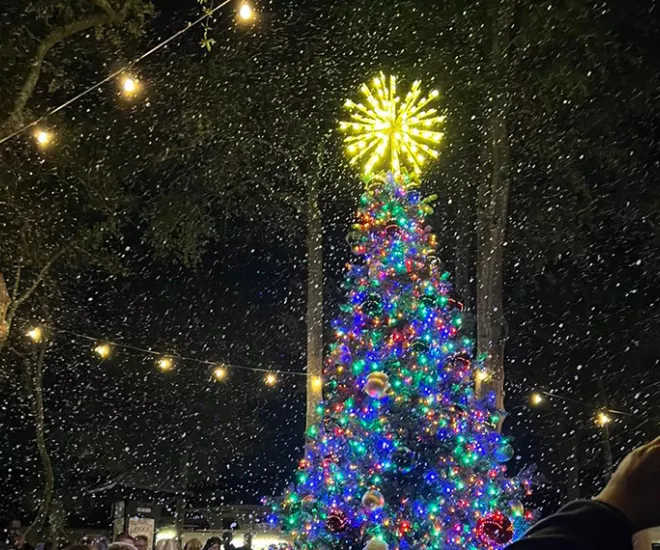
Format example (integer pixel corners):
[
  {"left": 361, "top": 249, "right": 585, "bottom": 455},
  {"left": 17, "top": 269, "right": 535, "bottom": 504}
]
[{"left": 339, "top": 72, "right": 445, "bottom": 176}]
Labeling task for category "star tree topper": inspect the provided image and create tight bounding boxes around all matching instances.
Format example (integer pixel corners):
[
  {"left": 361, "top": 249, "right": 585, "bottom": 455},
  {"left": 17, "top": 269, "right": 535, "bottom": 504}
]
[{"left": 339, "top": 72, "right": 445, "bottom": 177}]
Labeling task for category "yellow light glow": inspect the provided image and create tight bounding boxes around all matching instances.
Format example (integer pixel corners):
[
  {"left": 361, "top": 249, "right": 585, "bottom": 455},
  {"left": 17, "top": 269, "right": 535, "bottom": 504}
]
[
  {"left": 531, "top": 393, "right": 544, "bottom": 406},
  {"left": 475, "top": 370, "right": 490, "bottom": 383},
  {"left": 94, "top": 343, "right": 111, "bottom": 359},
  {"left": 597, "top": 411, "right": 612, "bottom": 426},
  {"left": 339, "top": 72, "right": 445, "bottom": 176},
  {"left": 265, "top": 372, "right": 277, "bottom": 386},
  {"left": 34, "top": 130, "right": 53, "bottom": 148},
  {"left": 238, "top": 2, "right": 254, "bottom": 21},
  {"left": 213, "top": 365, "right": 228, "bottom": 381},
  {"left": 312, "top": 376, "right": 323, "bottom": 390},
  {"left": 121, "top": 76, "right": 139, "bottom": 96},
  {"left": 157, "top": 357, "right": 174, "bottom": 371},
  {"left": 26, "top": 327, "right": 43, "bottom": 342}
]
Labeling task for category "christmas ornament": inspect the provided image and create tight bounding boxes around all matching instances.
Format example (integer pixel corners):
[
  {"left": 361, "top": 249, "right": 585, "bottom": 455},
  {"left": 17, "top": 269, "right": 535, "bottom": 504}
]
[
  {"left": 361, "top": 490, "right": 385, "bottom": 511},
  {"left": 385, "top": 221, "right": 400, "bottom": 235},
  {"left": 361, "top": 294, "right": 383, "bottom": 316},
  {"left": 326, "top": 509, "right": 348, "bottom": 533},
  {"left": 495, "top": 442, "right": 514, "bottom": 463},
  {"left": 409, "top": 339, "right": 429, "bottom": 354},
  {"left": 508, "top": 499, "right": 525, "bottom": 517},
  {"left": 364, "top": 372, "right": 390, "bottom": 399},
  {"left": 391, "top": 446, "right": 415, "bottom": 473},
  {"left": 364, "top": 539, "right": 388, "bottom": 550},
  {"left": 477, "top": 512, "right": 514, "bottom": 546}
]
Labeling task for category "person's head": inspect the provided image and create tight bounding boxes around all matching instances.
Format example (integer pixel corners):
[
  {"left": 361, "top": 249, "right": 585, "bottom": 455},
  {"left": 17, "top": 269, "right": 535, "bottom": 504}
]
[
  {"left": 65, "top": 544, "right": 90, "bottom": 550},
  {"left": 184, "top": 539, "right": 202, "bottom": 550},
  {"left": 115, "top": 534, "right": 134, "bottom": 545},
  {"left": 202, "top": 537, "right": 221, "bottom": 550},
  {"left": 133, "top": 536, "right": 148, "bottom": 550},
  {"left": 108, "top": 543, "right": 137, "bottom": 550}
]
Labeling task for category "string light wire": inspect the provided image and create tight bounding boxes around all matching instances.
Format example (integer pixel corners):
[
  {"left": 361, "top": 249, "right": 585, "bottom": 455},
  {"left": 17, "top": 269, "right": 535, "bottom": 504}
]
[
  {"left": 55, "top": 326, "right": 308, "bottom": 378},
  {"left": 0, "top": 0, "right": 233, "bottom": 147},
  {"left": 28, "top": 324, "right": 652, "bottom": 423}
]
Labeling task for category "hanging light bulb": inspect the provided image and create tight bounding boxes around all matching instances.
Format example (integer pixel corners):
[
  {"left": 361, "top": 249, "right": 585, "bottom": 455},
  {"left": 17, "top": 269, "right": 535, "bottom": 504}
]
[
  {"left": 213, "top": 365, "right": 228, "bottom": 381},
  {"left": 34, "top": 129, "right": 53, "bottom": 149},
  {"left": 120, "top": 75, "right": 140, "bottom": 97},
  {"left": 596, "top": 411, "right": 612, "bottom": 426},
  {"left": 157, "top": 357, "right": 174, "bottom": 372},
  {"left": 265, "top": 372, "right": 277, "bottom": 386},
  {"left": 530, "top": 393, "right": 544, "bottom": 406},
  {"left": 94, "top": 343, "right": 111, "bottom": 359},
  {"left": 26, "top": 327, "right": 43, "bottom": 343},
  {"left": 311, "top": 376, "right": 323, "bottom": 391},
  {"left": 238, "top": 2, "right": 255, "bottom": 21}
]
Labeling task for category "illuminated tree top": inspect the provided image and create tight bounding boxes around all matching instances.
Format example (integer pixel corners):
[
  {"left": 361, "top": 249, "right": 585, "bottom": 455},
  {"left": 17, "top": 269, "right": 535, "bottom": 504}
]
[{"left": 339, "top": 72, "right": 445, "bottom": 177}]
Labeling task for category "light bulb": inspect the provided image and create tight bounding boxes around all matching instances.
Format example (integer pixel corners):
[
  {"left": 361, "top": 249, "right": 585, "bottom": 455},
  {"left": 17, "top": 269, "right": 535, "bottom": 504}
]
[
  {"left": 597, "top": 411, "right": 612, "bottom": 426},
  {"left": 94, "top": 343, "right": 111, "bottom": 359},
  {"left": 265, "top": 372, "right": 277, "bottom": 386},
  {"left": 531, "top": 393, "right": 543, "bottom": 406},
  {"left": 238, "top": 2, "right": 254, "bottom": 21},
  {"left": 26, "top": 327, "right": 43, "bottom": 342},
  {"left": 34, "top": 130, "right": 53, "bottom": 148},
  {"left": 213, "top": 366, "right": 228, "bottom": 381},
  {"left": 312, "top": 376, "right": 323, "bottom": 390},
  {"left": 157, "top": 357, "right": 174, "bottom": 371}
]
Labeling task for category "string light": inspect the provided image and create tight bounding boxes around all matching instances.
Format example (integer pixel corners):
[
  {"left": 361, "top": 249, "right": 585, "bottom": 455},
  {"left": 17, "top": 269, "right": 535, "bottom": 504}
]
[
  {"left": 238, "top": 2, "right": 255, "bottom": 21},
  {"left": 597, "top": 411, "right": 612, "bottom": 426},
  {"left": 26, "top": 327, "right": 43, "bottom": 343},
  {"left": 34, "top": 129, "right": 53, "bottom": 149},
  {"left": 94, "top": 343, "right": 111, "bottom": 359},
  {"left": 0, "top": 0, "right": 234, "bottom": 147},
  {"left": 157, "top": 357, "right": 174, "bottom": 372},
  {"left": 120, "top": 76, "right": 140, "bottom": 97},
  {"left": 213, "top": 365, "right": 228, "bottom": 381},
  {"left": 530, "top": 392, "right": 544, "bottom": 406},
  {"left": 265, "top": 372, "right": 277, "bottom": 386}
]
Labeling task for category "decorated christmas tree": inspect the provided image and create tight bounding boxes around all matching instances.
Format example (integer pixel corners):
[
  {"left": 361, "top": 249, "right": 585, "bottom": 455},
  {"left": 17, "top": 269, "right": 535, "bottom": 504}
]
[{"left": 273, "top": 74, "right": 533, "bottom": 550}]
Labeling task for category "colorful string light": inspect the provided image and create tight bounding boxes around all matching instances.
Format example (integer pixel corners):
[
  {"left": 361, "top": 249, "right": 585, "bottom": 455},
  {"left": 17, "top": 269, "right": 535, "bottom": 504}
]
[{"left": 272, "top": 172, "right": 533, "bottom": 549}]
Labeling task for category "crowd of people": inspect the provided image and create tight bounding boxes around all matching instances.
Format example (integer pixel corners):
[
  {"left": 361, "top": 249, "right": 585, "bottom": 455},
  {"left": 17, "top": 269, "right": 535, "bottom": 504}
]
[
  {"left": 3, "top": 437, "right": 660, "bottom": 550},
  {"left": 1, "top": 529, "right": 257, "bottom": 550}
]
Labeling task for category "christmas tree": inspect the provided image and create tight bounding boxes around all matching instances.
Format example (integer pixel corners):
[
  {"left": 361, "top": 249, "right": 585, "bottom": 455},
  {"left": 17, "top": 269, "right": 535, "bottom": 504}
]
[{"left": 273, "top": 74, "right": 532, "bottom": 550}]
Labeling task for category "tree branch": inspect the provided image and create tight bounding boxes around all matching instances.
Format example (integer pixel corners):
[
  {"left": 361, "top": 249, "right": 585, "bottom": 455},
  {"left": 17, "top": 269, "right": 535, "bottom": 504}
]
[
  {"left": 2, "top": 0, "right": 135, "bottom": 133},
  {"left": 7, "top": 247, "right": 70, "bottom": 325}
]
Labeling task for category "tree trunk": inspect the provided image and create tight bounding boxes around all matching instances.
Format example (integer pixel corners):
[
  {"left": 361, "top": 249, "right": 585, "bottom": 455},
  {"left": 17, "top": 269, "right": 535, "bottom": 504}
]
[
  {"left": 454, "top": 193, "right": 473, "bottom": 312},
  {"left": 305, "top": 174, "right": 323, "bottom": 432},
  {"left": 0, "top": 273, "right": 10, "bottom": 349},
  {"left": 25, "top": 343, "right": 54, "bottom": 545},
  {"left": 175, "top": 446, "right": 189, "bottom": 549},
  {"left": 475, "top": 0, "right": 513, "bottom": 422}
]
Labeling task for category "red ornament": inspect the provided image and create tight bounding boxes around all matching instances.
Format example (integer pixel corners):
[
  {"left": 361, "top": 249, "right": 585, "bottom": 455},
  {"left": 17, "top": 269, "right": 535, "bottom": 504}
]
[
  {"left": 326, "top": 509, "right": 348, "bottom": 532},
  {"left": 477, "top": 512, "right": 514, "bottom": 546}
]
